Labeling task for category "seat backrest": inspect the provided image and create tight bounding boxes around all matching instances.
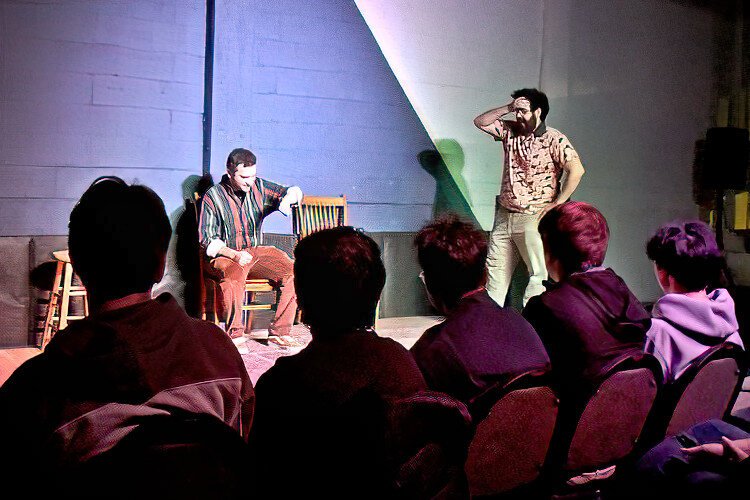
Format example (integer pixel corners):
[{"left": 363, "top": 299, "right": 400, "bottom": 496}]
[
  {"left": 563, "top": 354, "right": 660, "bottom": 472},
  {"left": 54, "top": 413, "right": 250, "bottom": 499},
  {"left": 465, "top": 376, "right": 558, "bottom": 496},
  {"left": 664, "top": 342, "right": 744, "bottom": 438},
  {"left": 385, "top": 391, "right": 474, "bottom": 499},
  {"left": 292, "top": 195, "right": 348, "bottom": 240}
]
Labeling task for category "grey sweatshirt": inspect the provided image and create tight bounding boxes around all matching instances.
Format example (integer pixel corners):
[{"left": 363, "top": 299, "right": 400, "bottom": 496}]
[{"left": 645, "top": 288, "right": 743, "bottom": 383}]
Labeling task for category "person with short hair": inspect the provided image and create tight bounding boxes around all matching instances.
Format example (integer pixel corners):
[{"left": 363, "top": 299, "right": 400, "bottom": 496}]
[
  {"left": 410, "top": 215, "right": 549, "bottom": 407},
  {"left": 199, "top": 148, "right": 303, "bottom": 344},
  {"left": 644, "top": 220, "right": 743, "bottom": 383},
  {"left": 0, "top": 177, "right": 254, "bottom": 481},
  {"left": 522, "top": 202, "right": 650, "bottom": 392},
  {"left": 474, "top": 88, "right": 585, "bottom": 306},
  {"left": 249, "top": 227, "right": 427, "bottom": 498}
]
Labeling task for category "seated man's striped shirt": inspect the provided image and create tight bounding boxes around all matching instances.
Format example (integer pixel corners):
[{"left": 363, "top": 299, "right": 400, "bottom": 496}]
[{"left": 199, "top": 175, "right": 288, "bottom": 256}]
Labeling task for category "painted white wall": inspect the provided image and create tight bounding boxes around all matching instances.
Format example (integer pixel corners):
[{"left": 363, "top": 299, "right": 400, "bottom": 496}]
[
  {"left": 0, "top": 0, "right": 206, "bottom": 236},
  {"left": 356, "top": 0, "right": 714, "bottom": 301}
]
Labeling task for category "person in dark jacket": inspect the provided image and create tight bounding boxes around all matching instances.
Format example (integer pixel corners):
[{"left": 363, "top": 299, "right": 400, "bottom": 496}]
[
  {"left": 249, "top": 227, "right": 428, "bottom": 498},
  {"left": 410, "top": 215, "right": 549, "bottom": 410},
  {"left": 0, "top": 177, "right": 255, "bottom": 487},
  {"left": 644, "top": 220, "right": 743, "bottom": 383},
  {"left": 523, "top": 201, "right": 651, "bottom": 395}
]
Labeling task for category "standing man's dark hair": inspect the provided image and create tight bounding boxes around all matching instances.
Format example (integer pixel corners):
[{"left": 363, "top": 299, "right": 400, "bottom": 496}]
[
  {"left": 415, "top": 215, "right": 488, "bottom": 312},
  {"left": 69, "top": 176, "right": 172, "bottom": 305},
  {"left": 511, "top": 88, "right": 550, "bottom": 121},
  {"left": 294, "top": 226, "right": 385, "bottom": 333}
]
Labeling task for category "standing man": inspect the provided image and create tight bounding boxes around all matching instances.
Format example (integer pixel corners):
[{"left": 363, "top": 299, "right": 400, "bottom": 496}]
[
  {"left": 474, "top": 88, "right": 585, "bottom": 306},
  {"left": 199, "top": 148, "right": 303, "bottom": 345}
]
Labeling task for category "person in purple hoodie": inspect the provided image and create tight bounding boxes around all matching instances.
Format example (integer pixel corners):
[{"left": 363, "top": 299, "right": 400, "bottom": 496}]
[{"left": 644, "top": 220, "right": 743, "bottom": 383}]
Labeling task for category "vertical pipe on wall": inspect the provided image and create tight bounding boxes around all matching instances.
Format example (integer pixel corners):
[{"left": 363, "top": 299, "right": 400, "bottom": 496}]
[{"left": 202, "top": 0, "right": 216, "bottom": 176}]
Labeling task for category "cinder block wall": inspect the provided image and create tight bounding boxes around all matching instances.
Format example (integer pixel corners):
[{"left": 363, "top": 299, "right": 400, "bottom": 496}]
[
  {"left": 0, "top": 0, "right": 206, "bottom": 236},
  {"left": 210, "top": 0, "right": 438, "bottom": 234}
]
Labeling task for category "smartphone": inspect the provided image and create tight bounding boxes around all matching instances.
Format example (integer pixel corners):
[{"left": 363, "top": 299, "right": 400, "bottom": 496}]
[{"left": 676, "top": 434, "right": 697, "bottom": 448}]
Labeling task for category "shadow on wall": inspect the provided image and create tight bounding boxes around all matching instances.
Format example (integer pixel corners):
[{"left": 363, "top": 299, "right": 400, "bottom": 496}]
[
  {"left": 418, "top": 141, "right": 529, "bottom": 311},
  {"left": 173, "top": 174, "right": 215, "bottom": 318},
  {"left": 418, "top": 139, "right": 477, "bottom": 226}
]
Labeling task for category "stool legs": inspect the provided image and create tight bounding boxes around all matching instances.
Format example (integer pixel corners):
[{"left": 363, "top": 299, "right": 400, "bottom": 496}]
[
  {"left": 40, "top": 260, "right": 88, "bottom": 350},
  {"left": 41, "top": 261, "right": 65, "bottom": 350}
]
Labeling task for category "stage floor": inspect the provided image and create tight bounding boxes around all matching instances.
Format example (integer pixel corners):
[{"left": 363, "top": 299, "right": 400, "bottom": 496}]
[
  {"left": 0, "top": 316, "right": 443, "bottom": 387},
  {"left": 3, "top": 314, "right": 750, "bottom": 419},
  {"left": 236, "top": 315, "right": 442, "bottom": 384}
]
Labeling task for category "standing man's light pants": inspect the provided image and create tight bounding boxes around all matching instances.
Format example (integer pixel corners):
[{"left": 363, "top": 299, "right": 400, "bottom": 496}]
[{"left": 486, "top": 203, "right": 547, "bottom": 307}]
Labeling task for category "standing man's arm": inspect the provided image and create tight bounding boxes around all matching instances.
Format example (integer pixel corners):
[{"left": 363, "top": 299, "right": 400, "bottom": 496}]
[
  {"left": 539, "top": 139, "right": 586, "bottom": 219},
  {"left": 474, "top": 99, "right": 515, "bottom": 140}
]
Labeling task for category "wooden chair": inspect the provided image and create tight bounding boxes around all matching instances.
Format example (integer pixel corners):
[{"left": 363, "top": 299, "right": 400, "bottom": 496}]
[
  {"left": 291, "top": 195, "right": 348, "bottom": 240},
  {"left": 40, "top": 250, "right": 89, "bottom": 350},
  {"left": 292, "top": 195, "right": 362, "bottom": 323},
  {"left": 186, "top": 196, "right": 281, "bottom": 332},
  {"left": 465, "top": 370, "right": 558, "bottom": 497}
]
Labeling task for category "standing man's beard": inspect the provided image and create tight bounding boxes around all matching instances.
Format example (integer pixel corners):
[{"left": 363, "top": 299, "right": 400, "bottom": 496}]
[{"left": 523, "top": 114, "right": 538, "bottom": 134}]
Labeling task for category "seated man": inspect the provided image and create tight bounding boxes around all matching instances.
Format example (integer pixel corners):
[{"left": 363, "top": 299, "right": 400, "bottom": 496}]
[
  {"left": 523, "top": 201, "right": 651, "bottom": 396},
  {"left": 0, "top": 177, "right": 254, "bottom": 480},
  {"left": 249, "top": 227, "right": 428, "bottom": 498},
  {"left": 410, "top": 215, "right": 549, "bottom": 409},
  {"left": 199, "top": 147, "right": 302, "bottom": 344},
  {"left": 644, "top": 220, "right": 743, "bottom": 383}
]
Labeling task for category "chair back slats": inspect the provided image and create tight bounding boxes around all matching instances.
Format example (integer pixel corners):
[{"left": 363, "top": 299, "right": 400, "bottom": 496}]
[
  {"left": 564, "top": 366, "right": 658, "bottom": 472},
  {"left": 466, "top": 385, "right": 558, "bottom": 496},
  {"left": 292, "top": 195, "right": 348, "bottom": 240},
  {"left": 665, "top": 357, "right": 741, "bottom": 437},
  {"left": 638, "top": 342, "right": 746, "bottom": 449}
]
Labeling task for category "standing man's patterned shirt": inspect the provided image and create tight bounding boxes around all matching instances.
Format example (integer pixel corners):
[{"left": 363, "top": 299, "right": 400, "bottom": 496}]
[
  {"left": 199, "top": 175, "right": 288, "bottom": 253},
  {"left": 494, "top": 121, "right": 580, "bottom": 214}
]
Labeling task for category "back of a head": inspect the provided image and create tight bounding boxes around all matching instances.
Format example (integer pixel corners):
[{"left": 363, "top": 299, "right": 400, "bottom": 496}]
[
  {"left": 538, "top": 201, "right": 610, "bottom": 276},
  {"left": 68, "top": 177, "right": 172, "bottom": 302},
  {"left": 294, "top": 227, "right": 385, "bottom": 333},
  {"left": 646, "top": 220, "right": 723, "bottom": 291},
  {"left": 511, "top": 88, "right": 550, "bottom": 121},
  {"left": 415, "top": 215, "right": 488, "bottom": 310}
]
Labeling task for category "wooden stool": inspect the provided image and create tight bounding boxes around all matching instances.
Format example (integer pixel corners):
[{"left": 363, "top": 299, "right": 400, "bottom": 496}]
[{"left": 40, "top": 250, "right": 88, "bottom": 350}]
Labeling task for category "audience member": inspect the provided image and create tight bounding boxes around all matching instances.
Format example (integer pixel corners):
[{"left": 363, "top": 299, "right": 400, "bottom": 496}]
[
  {"left": 410, "top": 215, "right": 549, "bottom": 410},
  {"left": 631, "top": 418, "right": 750, "bottom": 499},
  {"left": 644, "top": 220, "right": 743, "bottom": 383},
  {"left": 523, "top": 201, "right": 650, "bottom": 395},
  {"left": 199, "top": 148, "right": 302, "bottom": 344},
  {"left": 249, "top": 227, "right": 428, "bottom": 498},
  {"left": 0, "top": 177, "right": 254, "bottom": 482}
]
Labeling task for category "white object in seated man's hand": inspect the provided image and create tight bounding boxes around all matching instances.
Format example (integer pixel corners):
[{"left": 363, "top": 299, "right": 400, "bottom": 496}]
[
  {"left": 278, "top": 186, "right": 303, "bottom": 217},
  {"left": 235, "top": 250, "right": 253, "bottom": 266}
]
